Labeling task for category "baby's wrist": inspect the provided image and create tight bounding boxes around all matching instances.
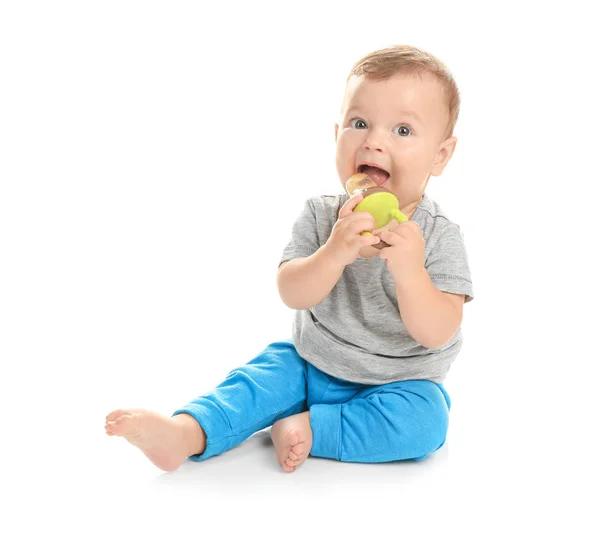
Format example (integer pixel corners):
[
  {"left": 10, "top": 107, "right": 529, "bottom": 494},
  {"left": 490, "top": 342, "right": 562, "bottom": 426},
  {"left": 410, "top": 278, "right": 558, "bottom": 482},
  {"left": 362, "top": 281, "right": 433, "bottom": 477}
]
[{"left": 319, "top": 243, "right": 347, "bottom": 269}]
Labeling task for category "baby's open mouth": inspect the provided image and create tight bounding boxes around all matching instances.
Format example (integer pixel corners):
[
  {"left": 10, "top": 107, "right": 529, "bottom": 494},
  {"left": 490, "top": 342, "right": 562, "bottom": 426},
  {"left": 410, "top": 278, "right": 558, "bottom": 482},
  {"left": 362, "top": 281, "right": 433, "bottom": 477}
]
[{"left": 357, "top": 164, "right": 390, "bottom": 187}]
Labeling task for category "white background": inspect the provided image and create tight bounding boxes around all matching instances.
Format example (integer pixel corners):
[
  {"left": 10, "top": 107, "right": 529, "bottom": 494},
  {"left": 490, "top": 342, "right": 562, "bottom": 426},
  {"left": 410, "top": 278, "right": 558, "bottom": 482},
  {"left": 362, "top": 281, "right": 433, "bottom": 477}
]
[{"left": 1, "top": 1, "right": 598, "bottom": 532}]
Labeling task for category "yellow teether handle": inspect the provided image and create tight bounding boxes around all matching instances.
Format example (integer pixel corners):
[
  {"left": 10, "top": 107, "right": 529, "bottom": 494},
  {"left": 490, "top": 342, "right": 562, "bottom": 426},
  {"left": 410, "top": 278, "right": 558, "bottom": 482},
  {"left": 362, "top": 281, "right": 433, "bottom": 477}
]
[
  {"left": 391, "top": 209, "right": 408, "bottom": 224},
  {"left": 360, "top": 231, "right": 372, "bottom": 237}
]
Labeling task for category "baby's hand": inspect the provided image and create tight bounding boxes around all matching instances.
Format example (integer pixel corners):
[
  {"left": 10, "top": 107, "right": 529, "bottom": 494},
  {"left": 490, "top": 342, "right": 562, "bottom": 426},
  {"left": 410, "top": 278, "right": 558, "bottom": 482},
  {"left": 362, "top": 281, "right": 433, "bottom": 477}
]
[
  {"left": 323, "top": 194, "right": 381, "bottom": 266},
  {"left": 378, "top": 221, "right": 426, "bottom": 282}
]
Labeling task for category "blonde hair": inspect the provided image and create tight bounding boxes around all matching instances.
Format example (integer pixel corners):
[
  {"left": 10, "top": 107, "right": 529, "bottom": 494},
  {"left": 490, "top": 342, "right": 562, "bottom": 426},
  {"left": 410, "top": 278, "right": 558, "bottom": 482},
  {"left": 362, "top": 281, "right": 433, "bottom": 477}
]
[{"left": 347, "top": 45, "right": 460, "bottom": 139}]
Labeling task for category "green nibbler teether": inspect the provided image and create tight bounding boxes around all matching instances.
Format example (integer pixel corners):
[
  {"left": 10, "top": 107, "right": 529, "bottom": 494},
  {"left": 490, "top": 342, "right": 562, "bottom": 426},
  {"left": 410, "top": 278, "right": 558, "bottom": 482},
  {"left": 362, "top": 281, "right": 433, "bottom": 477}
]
[{"left": 345, "top": 173, "right": 408, "bottom": 249}]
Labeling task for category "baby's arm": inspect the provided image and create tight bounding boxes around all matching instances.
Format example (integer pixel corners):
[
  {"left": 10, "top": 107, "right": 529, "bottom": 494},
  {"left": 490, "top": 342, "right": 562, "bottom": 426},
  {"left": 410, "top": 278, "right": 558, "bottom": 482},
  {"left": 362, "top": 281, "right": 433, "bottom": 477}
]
[
  {"left": 393, "top": 222, "right": 472, "bottom": 349},
  {"left": 395, "top": 272, "right": 464, "bottom": 349},
  {"left": 278, "top": 194, "right": 380, "bottom": 310},
  {"left": 277, "top": 247, "right": 345, "bottom": 310}
]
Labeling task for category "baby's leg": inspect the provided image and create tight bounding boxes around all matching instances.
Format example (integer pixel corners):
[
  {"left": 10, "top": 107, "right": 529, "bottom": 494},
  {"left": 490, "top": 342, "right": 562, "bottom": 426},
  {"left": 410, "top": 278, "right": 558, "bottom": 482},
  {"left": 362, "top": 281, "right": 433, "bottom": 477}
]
[
  {"left": 175, "top": 340, "right": 308, "bottom": 463},
  {"left": 107, "top": 340, "right": 308, "bottom": 471},
  {"left": 105, "top": 409, "right": 205, "bottom": 472},
  {"left": 309, "top": 380, "right": 451, "bottom": 463}
]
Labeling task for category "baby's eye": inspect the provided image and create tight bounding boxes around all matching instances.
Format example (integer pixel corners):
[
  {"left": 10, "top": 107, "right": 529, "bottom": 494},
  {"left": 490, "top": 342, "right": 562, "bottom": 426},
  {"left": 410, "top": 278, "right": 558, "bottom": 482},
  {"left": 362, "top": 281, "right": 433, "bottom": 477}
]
[
  {"left": 393, "top": 124, "right": 413, "bottom": 137},
  {"left": 350, "top": 118, "right": 368, "bottom": 129}
]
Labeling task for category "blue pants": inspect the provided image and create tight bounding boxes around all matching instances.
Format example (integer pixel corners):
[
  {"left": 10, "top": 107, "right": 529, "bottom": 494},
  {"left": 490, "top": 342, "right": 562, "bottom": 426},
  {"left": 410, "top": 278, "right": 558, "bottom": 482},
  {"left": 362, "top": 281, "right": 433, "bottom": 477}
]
[{"left": 173, "top": 340, "right": 451, "bottom": 463}]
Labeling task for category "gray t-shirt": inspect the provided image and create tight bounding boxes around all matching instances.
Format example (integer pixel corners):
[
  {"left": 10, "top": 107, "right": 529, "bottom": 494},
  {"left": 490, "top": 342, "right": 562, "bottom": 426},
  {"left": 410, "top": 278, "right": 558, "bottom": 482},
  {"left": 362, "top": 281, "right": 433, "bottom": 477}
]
[{"left": 279, "top": 192, "right": 475, "bottom": 385}]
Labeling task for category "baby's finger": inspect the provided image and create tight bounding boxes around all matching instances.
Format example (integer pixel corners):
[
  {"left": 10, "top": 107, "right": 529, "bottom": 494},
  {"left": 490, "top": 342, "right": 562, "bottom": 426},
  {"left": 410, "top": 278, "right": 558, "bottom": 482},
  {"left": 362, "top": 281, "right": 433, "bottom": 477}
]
[
  {"left": 338, "top": 193, "right": 364, "bottom": 219},
  {"left": 359, "top": 234, "right": 381, "bottom": 248},
  {"left": 403, "top": 221, "right": 423, "bottom": 236},
  {"left": 346, "top": 214, "right": 376, "bottom": 235},
  {"left": 378, "top": 230, "right": 402, "bottom": 246}
]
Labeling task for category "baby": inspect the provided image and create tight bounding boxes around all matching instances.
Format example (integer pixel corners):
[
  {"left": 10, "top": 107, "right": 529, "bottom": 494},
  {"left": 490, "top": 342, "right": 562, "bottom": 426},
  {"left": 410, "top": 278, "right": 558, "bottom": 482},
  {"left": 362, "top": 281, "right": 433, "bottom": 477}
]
[{"left": 105, "top": 45, "right": 474, "bottom": 472}]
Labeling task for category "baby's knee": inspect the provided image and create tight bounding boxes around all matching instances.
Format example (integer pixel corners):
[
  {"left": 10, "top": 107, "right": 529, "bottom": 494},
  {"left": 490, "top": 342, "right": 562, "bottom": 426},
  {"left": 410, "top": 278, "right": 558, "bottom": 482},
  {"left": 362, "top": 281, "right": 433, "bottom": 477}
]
[
  {"left": 411, "top": 385, "right": 449, "bottom": 453},
  {"left": 378, "top": 384, "right": 450, "bottom": 459},
  {"left": 412, "top": 407, "right": 449, "bottom": 459}
]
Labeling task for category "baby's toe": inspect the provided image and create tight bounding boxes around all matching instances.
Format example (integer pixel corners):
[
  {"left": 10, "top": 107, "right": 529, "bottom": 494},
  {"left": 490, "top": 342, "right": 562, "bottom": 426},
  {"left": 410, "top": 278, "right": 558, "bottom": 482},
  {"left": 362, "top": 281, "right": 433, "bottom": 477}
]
[
  {"left": 291, "top": 443, "right": 306, "bottom": 456},
  {"left": 108, "top": 414, "right": 139, "bottom": 437},
  {"left": 285, "top": 430, "right": 301, "bottom": 447},
  {"left": 106, "top": 409, "right": 130, "bottom": 422},
  {"left": 282, "top": 463, "right": 296, "bottom": 473}
]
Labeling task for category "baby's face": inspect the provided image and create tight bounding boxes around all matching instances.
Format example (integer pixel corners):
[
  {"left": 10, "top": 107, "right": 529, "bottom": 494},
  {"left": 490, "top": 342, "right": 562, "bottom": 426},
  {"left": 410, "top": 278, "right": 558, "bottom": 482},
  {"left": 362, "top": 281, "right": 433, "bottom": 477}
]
[{"left": 335, "top": 73, "right": 455, "bottom": 210}]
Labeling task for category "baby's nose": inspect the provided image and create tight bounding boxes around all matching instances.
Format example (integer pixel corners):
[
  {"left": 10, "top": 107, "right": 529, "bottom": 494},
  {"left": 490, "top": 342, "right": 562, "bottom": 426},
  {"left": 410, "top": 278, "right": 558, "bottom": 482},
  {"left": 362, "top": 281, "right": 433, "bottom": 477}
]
[{"left": 363, "top": 130, "right": 385, "bottom": 152}]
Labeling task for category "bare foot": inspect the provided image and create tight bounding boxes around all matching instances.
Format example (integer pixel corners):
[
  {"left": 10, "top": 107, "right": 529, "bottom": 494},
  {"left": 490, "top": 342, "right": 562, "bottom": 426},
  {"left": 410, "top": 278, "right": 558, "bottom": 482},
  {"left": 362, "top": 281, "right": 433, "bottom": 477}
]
[
  {"left": 105, "top": 409, "right": 205, "bottom": 472},
  {"left": 270, "top": 411, "right": 312, "bottom": 473}
]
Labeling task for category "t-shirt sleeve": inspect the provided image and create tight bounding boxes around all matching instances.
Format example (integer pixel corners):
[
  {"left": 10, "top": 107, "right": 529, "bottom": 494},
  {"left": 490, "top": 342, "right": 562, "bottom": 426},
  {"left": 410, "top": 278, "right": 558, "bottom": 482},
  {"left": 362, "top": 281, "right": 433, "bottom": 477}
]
[
  {"left": 425, "top": 223, "right": 475, "bottom": 303},
  {"left": 279, "top": 198, "right": 321, "bottom": 267}
]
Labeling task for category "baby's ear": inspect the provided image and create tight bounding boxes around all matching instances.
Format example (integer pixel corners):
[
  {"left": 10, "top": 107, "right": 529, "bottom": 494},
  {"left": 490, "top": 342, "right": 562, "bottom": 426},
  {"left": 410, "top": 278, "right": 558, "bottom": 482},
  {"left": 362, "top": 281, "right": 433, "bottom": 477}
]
[{"left": 431, "top": 136, "right": 457, "bottom": 176}]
